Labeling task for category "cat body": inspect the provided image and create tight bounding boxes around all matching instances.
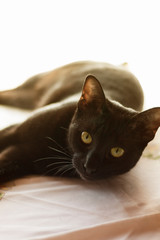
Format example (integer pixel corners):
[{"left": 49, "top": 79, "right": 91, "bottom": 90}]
[
  {"left": 0, "top": 61, "right": 143, "bottom": 111},
  {"left": 0, "top": 61, "right": 160, "bottom": 183}
]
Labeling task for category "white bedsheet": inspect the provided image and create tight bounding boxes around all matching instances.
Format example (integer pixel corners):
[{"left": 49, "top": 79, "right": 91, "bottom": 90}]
[{"left": 0, "top": 106, "right": 160, "bottom": 240}]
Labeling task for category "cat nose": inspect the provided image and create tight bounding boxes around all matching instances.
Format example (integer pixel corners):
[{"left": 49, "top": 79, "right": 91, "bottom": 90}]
[{"left": 83, "top": 163, "right": 97, "bottom": 175}]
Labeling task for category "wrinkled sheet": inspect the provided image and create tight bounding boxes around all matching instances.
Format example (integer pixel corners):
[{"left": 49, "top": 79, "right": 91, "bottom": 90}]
[{"left": 0, "top": 106, "right": 160, "bottom": 240}]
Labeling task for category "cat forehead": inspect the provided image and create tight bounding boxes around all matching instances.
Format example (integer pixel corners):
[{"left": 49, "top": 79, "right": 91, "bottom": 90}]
[
  {"left": 77, "top": 96, "right": 137, "bottom": 117},
  {"left": 72, "top": 114, "right": 133, "bottom": 139},
  {"left": 71, "top": 100, "right": 138, "bottom": 137},
  {"left": 75, "top": 106, "right": 133, "bottom": 125}
]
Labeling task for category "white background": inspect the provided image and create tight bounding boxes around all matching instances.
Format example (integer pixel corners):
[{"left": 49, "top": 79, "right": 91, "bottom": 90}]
[{"left": 0, "top": 0, "right": 160, "bottom": 109}]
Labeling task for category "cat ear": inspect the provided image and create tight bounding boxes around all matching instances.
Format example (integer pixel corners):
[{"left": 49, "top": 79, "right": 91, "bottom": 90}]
[
  {"left": 132, "top": 107, "right": 160, "bottom": 142},
  {"left": 78, "top": 75, "right": 105, "bottom": 111}
]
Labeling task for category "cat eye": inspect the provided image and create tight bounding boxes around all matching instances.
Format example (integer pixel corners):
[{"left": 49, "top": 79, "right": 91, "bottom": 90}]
[
  {"left": 111, "top": 147, "right": 124, "bottom": 158},
  {"left": 81, "top": 131, "right": 92, "bottom": 144}
]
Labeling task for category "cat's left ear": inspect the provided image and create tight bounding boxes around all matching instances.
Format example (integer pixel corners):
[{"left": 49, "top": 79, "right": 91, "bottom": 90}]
[
  {"left": 132, "top": 107, "right": 160, "bottom": 142},
  {"left": 78, "top": 75, "right": 106, "bottom": 112}
]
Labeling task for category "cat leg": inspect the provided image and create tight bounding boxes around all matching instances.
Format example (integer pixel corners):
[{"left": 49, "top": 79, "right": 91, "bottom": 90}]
[
  {"left": 0, "top": 74, "right": 44, "bottom": 109},
  {"left": 0, "top": 89, "right": 39, "bottom": 109},
  {"left": 0, "top": 124, "right": 19, "bottom": 151},
  {"left": 0, "top": 146, "right": 33, "bottom": 184}
]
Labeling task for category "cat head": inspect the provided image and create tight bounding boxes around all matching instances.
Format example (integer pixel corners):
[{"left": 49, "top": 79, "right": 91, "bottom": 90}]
[{"left": 68, "top": 75, "right": 160, "bottom": 180}]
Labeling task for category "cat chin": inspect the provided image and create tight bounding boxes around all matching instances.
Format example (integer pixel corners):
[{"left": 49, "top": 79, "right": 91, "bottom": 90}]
[
  {"left": 75, "top": 168, "right": 105, "bottom": 181},
  {"left": 74, "top": 167, "right": 96, "bottom": 181},
  {"left": 79, "top": 174, "right": 98, "bottom": 181},
  {"left": 76, "top": 167, "right": 132, "bottom": 181},
  {"left": 78, "top": 172, "right": 112, "bottom": 181},
  {"left": 72, "top": 155, "right": 136, "bottom": 181}
]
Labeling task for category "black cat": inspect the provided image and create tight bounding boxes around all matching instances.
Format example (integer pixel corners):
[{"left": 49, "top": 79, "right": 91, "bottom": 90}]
[{"left": 0, "top": 61, "right": 159, "bottom": 183}]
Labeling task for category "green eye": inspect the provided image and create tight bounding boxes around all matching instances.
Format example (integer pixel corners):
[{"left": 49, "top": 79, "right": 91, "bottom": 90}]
[
  {"left": 111, "top": 147, "right": 124, "bottom": 158},
  {"left": 81, "top": 131, "right": 92, "bottom": 144}
]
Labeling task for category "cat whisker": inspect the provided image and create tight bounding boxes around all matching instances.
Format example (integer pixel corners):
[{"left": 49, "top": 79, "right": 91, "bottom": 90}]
[
  {"left": 34, "top": 156, "right": 58, "bottom": 163},
  {"left": 34, "top": 136, "right": 73, "bottom": 177},
  {"left": 59, "top": 165, "right": 74, "bottom": 177},
  {"left": 47, "top": 156, "right": 71, "bottom": 161},
  {"left": 44, "top": 165, "right": 61, "bottom": 176},
  {"left": 46, "top": 161, "right": 71, "bottom": 169},
  {"left": 48, "top": 146, "right": 71, "bottom": 158},
  {"left": 46, "top": 136, "right": 70, "bottom": 156},
  {"left": 34, "top": 155, "right": 72, "bottom": 163},
  {"left": 55, "top": 164, "right": 73, "bottom": 176},
  {"left": 44, "top": 162, "right": 73, "bottom": 176},
  {"left": 49, "top": 157, "right": 71, "bottom": 161}
]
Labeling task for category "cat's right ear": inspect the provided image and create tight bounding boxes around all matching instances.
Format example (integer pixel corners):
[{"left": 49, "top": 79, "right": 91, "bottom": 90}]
[
  {"left": 132, "top": 107, "right": 160, "bottom": 142},
  {"left": 78, "top": 75, "right": 106, "bottom": 112}
]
